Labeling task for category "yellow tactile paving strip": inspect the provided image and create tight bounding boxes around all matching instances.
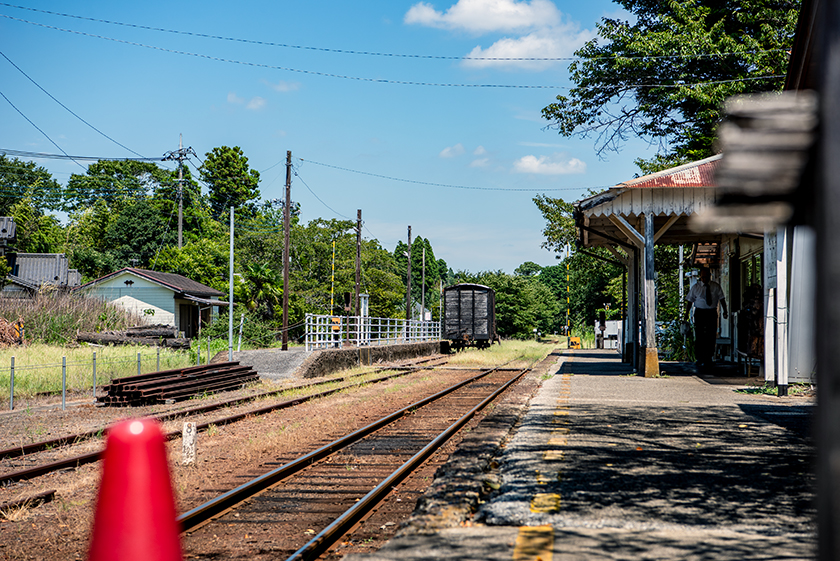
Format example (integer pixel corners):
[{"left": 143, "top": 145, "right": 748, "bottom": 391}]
[
  {"left": 513, "top": 524, "right": 554, "bottom": 561},
  {"left": 529, "top": 365, "right": 572, "bottom": 516}
]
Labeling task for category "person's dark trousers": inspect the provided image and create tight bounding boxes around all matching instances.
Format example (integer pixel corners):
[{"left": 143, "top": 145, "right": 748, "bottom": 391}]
[{"left": 694, "top": 308, "right": 718, "bottom": 365}]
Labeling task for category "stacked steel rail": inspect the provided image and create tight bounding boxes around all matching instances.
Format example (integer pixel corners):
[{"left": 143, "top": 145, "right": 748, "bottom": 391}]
[{"left": 97, "top": 362, "right": 259, "bottom": 406}]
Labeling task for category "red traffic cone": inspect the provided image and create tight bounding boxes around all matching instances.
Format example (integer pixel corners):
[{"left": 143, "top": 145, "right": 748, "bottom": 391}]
[{"left": 88, "top": 418, "right": 182, "bottom": 561}]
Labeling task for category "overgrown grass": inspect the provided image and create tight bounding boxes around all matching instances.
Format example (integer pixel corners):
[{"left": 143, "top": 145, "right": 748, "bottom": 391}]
[
  {"left": 447, "top": 339, "right": 557, "bottom": 368},
  {"left": 734, "top": 382, "right": 814, "bottom": 396},
  {"left": 0, "top": 344, "right": 190, "bottom": 399},
  {"left": 0, "top": 292, "right": 142, "bottom": 345}
]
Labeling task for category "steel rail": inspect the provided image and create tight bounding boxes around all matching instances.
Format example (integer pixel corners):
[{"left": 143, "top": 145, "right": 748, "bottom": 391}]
[
  {"left": 0, "top": 361, "right": 449, "bottom": 485},
  {"left": 0, "top": 355, "right": 447, "bottom": 461},
  {"left": 177, "top": 364, "right": 510, "bottom": 532},
  {"left": 286, "top": 367, "right": 528, "bottom": 561}
]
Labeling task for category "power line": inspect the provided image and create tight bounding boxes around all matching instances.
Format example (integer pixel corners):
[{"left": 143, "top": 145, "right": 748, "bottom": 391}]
[
  {"left": 299, "top": 158, "right": 605, "bottom": 192},
  {"left": 0, "top": 49, "right": 146, "bottom": 158},
  {"left": 0, "top": 148, "right": 161, "bottom": 162},
  {"left": 0, "top": 14, "right": 785, "bottom": 90},
  {"left": 0, "top": 3, "right": 788, "bottom": 63},
  {"left": 291, "top": 166, "right": 353, "bottom": 220},
  {"left": 0, "top": 88, "right": 86, "bottom": 170}
]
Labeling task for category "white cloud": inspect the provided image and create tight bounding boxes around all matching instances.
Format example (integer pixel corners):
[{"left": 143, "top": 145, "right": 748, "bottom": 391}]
[
  {"left": 405, "top": 1, "right": 593, "bottom": 71},
  {"left": 473, "top": 145, "right": 487, "bottom": 155},
  {"left": 246, "top": 96, "right": 266, "bottom": 110},
  {"left": 439, "top": 143, "right": 466, "bottom": 158},
  {"left": 266, "top": 80, "right": 301, "bottom": 93},
  {"left": 513, "top": 153, "right": 586, "bottom": 175},
  {"left": 405, "top": 0, "right": 560, "bottom": 33},
  {"left": 470, "top": 158, "right": 490, "bottom": 168},
  {"left": 463, "top": 25, "right": 591, "bottom": 70},
  {"left": 227, "top": 92, "right": 266, "bottom": 110}
]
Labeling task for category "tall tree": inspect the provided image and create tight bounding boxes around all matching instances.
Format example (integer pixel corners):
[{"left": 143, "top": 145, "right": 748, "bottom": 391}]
[
  {"left": 0, "top": 155, "right": 63, "bottom": 213},
  {"left": 541, "top": 0, "right": 800, "bottom": 171},
  {"left": 200, "top": 146, "right": 261, "bottom": 219},
  {"left": 64, "top": 160, "right": 172, "bottom": 213}
]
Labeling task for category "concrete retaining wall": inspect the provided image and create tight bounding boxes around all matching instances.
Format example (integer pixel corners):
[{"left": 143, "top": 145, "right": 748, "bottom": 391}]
[{"left": 298, "top": 341, "right": 442, "bottom": 378}]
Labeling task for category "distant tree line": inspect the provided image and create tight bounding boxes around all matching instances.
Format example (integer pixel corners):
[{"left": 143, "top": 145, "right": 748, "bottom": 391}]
[{"left": 1, "top": 147, "right": 566, "bottom": 343}]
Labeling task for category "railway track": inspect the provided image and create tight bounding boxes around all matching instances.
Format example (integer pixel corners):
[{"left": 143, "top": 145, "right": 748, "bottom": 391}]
[
  {"left": 178, "top": 365, "right": 528, "bottom": 561},
  {"left": 0, "top": 355, "right": 450, "bottom": 486}
]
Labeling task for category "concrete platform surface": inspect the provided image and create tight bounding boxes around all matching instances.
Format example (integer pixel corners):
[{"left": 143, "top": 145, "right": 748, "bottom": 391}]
[
  {"left": 347, "top": 349, "right": 816, "bottom": 561},
  {"left": 231, "top": 347, "right": 310, "bottom": 381}
]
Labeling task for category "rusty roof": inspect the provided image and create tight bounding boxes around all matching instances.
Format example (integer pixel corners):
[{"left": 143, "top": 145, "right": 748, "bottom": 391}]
[{"left": 617, "top": 154, "right": 721, "bottom": 189}]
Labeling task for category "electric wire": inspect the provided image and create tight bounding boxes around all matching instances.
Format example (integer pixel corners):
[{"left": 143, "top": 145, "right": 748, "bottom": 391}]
[
  {"left": 0, "top": 49, "right": 146, "bottom": 158},
  {"left": 291, "top": 166, "right": 353, "bottom": 221},
  {"left": 300, "top": 158, "right": 609, "bottom": 192},
  {"left": 0, "top": 148, "right": 160, "bottom": 162},
  {"left": 0, "top": 88, "right": 86, "bottom": 170},
  {"left": 0, "top": 14, "right": 785, "bottom": 90},
  {"left": 0, "top": 3, "right": 789, "bottom": 63}
]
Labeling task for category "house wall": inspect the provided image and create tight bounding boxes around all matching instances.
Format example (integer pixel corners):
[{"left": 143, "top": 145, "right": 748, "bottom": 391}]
[
  {"left": 80, "top": 273, "right": 176, "bottom": 325},
  {"left": 111, "top": 295, "right": 174, "bottom": 326}
]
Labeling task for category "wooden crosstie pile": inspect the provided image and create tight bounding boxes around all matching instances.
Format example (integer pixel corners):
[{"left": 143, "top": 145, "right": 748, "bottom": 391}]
[{"left": 97, "top": 361, "right": 259, "bottom": 406}]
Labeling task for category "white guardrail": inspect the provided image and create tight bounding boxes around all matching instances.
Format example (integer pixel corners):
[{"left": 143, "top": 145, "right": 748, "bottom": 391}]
[{"left": 305, "top": 314, "right": 441, "bottom": 351}]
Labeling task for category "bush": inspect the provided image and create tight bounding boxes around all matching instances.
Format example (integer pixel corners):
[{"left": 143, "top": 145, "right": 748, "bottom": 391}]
[{"left": 201, "top": 310, "right": 276, "bottom": 348}]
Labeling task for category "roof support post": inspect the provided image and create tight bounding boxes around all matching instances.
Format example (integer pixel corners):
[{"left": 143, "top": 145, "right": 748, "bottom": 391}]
[
  {"left": 625, "top": 247, "right": 638, "bottom": 365},
  {"left": 641, "top": 213, "right": 659, "bottom": 377}
]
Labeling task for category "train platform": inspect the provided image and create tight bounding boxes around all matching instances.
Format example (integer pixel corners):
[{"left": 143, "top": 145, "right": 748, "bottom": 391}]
[{"left": 347, "top": 349, "right": 816, "bottom": 561}]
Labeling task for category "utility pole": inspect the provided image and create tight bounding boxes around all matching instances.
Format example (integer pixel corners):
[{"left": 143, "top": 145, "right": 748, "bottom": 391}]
[
  {"left": 355, "top": 209, "right": 362, "bottom": 317},
  {"left": 228, "top": 207, "right": 234, "bottom": 361},
  {"left": 162, "top": 135, "right": 195, "bottom": 249},
  {"left": 282, "top": 151, "right": 292, "bottom": 351},
  {"left": 421, "top": 246, "right": 426, "bottom": 320},
  {"left": 406, "top": 226, "right": 412, "bottom": 322}
]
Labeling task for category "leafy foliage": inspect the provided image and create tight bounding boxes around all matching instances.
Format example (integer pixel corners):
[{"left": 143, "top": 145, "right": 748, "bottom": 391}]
[
  {"left": 64, "top": 160, "right": 173, "bottom": 213},
  {"left": 541, "top": 0, "right": 799, "bottom": 168},
  {"left": 0, "top": 155, "right": 63, "bottom": 213},
  {"left": 200, "top": 146, "right": 261, "bottom": 219},
  {"left": 455, "top": 270, "right": 562, "bottom": 339}
]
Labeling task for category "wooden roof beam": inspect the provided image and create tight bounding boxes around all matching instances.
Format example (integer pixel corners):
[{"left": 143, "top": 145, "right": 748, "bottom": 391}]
[
  {"left": 654, "top": 215, "right": 681, "bottom": 243},
  {"left": 608, "top": 215, "right": 645, "bottom": 248}
]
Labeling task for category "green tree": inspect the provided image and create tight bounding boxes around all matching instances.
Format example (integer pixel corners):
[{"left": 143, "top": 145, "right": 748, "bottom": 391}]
[
  {"left": 541, "top": 0, "right": 799, "bottom": 170},
  {"left": 103, "top": 198, "right": 175, "bottom": 268},
  {"left": 394, "top": 236, "right": 444, "bottom": 317},
  {"left": 0, "top": 155, "right": 63, "bottom": 213},
  {"left": 199, "top": 146, "right": 261, "bottom": 219},
  {"left": 242, "top": 262, "right": 282, "bottom": 321},
  {"left": 64, "top": 160, "right": 172, "bottom": 213},
  {"left": 9, "top": 196, "right": 63, "bottom": 254},
  {"left": 514, "top": 261, "right": 543, "bottom": 277},
  {"left": 154, "top": 238, "right": 229, "bottom": 292},
  {"left": 456, "top": 270, "right": 561, "bottom": 338}
]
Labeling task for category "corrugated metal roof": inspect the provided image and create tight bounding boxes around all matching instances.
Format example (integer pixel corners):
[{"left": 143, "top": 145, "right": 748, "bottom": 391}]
[
  {"left": 14, "top": 253, "right": 69, "bottom": 286},
  {"left": 617, "top": 154, "right": 721, "bottom": 189}
]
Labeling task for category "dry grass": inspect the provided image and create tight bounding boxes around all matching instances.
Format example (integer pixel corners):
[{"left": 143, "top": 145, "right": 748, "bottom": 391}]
[
  {"left": 447, "top": 339, "right": 559, "bottom": 368},
  {"left": 0, "top": 292, "right": 143, "bottom": 345}
]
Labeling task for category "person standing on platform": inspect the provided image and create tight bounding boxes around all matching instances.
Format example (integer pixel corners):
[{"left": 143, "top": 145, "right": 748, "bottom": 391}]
[{"left": 685, "top": 266, "right": 728, "bottom": 370}]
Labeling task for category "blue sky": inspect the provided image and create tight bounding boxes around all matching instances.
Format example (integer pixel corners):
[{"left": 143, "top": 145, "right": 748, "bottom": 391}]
[{"left": 0, "top": 0, "right": 658, "bottom": 273}]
